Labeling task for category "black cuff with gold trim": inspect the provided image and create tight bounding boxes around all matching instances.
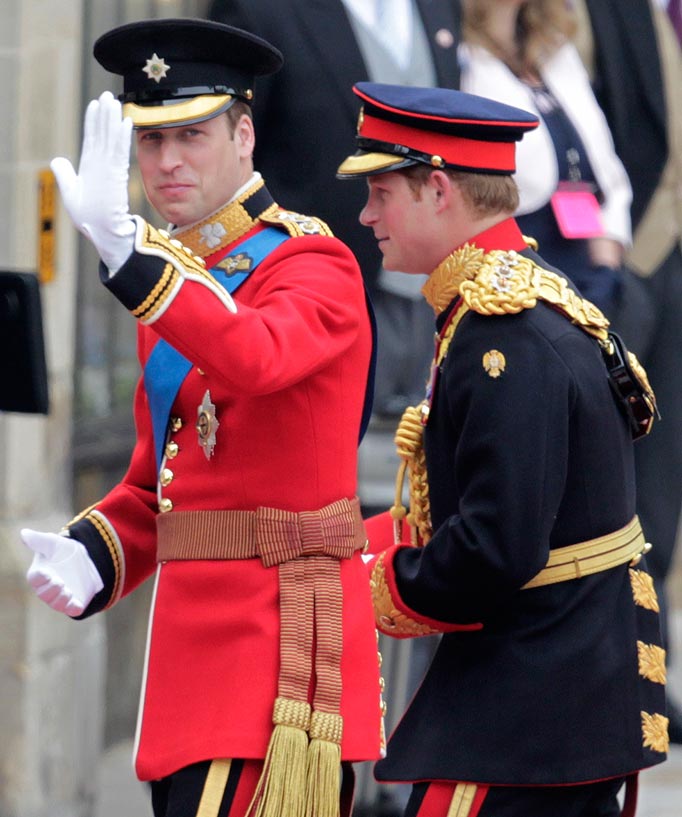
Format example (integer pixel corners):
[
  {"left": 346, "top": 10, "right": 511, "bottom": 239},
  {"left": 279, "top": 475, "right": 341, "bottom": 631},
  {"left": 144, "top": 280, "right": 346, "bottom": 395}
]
[
  {"left": 100, "top": 250, "right": 174, "bottom": 317},
  {"left": 69, "top": 516, "right": 119, "bottom": 619}
]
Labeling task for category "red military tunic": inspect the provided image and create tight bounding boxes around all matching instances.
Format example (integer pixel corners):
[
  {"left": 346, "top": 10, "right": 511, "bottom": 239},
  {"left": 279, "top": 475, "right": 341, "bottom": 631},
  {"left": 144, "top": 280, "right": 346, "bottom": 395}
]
[{"left": 67, "top": 175, "right": 383, "bottom": 781}]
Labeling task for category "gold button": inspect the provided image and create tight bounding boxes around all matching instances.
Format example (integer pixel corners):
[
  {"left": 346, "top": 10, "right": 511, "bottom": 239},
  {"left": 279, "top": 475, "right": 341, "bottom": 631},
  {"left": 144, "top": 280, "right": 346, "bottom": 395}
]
[
  {"left": 159, "top": 498, "right": 174, "bottom": 513},
  {"left": 630, "top": 542, "right": 653, "bottom": 567},
  {"left": 160, "top": 468, "right": 174, "bottom": 487},
  {"left": 170, "top": 417, "right": 183, "bottom": 432},
  {"left": 165, "top": 441, "right": 179, "bottom": 459},
  {"left": 197, "top": 368, "right": 205, "bottom": 376}
]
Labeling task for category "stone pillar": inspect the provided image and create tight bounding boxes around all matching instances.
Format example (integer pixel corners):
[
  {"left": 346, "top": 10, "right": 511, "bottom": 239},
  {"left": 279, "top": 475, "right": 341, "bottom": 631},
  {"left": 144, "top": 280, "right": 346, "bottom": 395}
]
[{"left": 0, "top": 3, "right": 106, "bottom": 816}]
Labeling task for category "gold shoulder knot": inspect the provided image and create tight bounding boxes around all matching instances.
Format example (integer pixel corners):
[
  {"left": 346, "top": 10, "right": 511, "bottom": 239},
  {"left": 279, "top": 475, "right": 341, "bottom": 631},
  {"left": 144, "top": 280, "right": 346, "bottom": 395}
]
[
  {"left": 460, "top": 250, "right": 540, "bottom": 316},
  {"left": 457, "top": 248, "right": 610, "bottom": 338},
  {"left": 423, "top": 244, "right": 611, "bottom": 333},
  {"left": 260, "top": 208, "right": 334, "bottom": 238}
]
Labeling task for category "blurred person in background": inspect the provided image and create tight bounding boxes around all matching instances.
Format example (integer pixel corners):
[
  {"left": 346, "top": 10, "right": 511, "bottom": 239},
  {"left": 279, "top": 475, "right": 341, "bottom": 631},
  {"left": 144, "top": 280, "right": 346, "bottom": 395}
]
[
  {"left": 458, "top": 0, "right": 633, "bottom": 318},
  {"left": 575, "top": 0, "right": 682, "bottom": 744},
  {"left": 207, "top": 0, "right": 461, "bottom": 416},
  {"left": 661, "top": 0, "right": 682, "bottom": 44}
]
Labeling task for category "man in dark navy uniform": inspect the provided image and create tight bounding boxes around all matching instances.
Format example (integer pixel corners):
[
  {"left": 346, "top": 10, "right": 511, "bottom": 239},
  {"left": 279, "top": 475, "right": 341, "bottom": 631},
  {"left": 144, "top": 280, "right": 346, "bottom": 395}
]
[{"left": 338, "top": 83, "right": 668, "bottom": 817}]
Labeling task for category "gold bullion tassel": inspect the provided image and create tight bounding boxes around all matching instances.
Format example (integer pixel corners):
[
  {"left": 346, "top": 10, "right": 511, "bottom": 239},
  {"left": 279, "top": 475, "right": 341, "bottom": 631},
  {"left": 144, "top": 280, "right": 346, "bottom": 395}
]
[
  {"left": 305, "top": 711, "right": 343, "bottom": 817},
  {"left": 249, "top": 697, "right": 311, "bottom": 817}
]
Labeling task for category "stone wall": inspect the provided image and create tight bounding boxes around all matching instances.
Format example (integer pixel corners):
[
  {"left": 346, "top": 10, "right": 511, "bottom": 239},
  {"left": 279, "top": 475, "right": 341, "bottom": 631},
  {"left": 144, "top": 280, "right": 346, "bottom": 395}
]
[{"left": 0, "top": 3, "right": 106, "bottom": 815}]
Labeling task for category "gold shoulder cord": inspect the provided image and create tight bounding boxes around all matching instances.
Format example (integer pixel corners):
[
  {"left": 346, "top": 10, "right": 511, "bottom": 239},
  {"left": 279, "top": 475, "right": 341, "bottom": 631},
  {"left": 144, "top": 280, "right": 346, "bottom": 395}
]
[
  {"left": 391, "top": 402, "right": 432, "bottom": 546},
  {"left": 391, "top": 244, "right": 645, "bottom": 548}
]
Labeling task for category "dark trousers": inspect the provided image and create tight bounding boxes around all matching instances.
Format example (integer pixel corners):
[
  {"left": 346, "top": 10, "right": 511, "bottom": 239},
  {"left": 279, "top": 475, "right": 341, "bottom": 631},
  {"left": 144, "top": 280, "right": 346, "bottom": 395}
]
[
  {"left": 151, "top": 759, "right": 260, "bottom": 817},
  {"left": 150, "top": 757, "right": 356, "bottom": 817},
  {"left": 406, "top": 776, "right": 629, "bottom": 817}
]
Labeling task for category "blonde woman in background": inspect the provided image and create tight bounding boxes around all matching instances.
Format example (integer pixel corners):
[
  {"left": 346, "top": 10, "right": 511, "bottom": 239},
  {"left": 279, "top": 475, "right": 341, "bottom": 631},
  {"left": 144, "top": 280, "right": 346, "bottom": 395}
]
[{"left": 459, "top": 0, "right": 633, "bottom": 314}]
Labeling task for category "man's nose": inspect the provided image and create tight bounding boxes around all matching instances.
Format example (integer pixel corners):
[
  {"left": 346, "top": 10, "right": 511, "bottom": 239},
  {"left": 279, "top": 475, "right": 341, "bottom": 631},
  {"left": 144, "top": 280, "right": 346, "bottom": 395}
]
[
  {"left": 158, "top": 140, "right": 183, "bottom": 171},
  {"left": 359, "top": 201, "right": 375, "bottom": 226}
]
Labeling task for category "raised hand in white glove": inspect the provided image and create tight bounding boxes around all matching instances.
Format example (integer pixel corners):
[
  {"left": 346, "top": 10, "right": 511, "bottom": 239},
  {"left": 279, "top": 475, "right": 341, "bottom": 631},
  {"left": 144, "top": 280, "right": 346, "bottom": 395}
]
[
  {"left": 22, "top": 529, "right": 104, "bottom": 617},
  {"left": 50, "top": 90, "right": 135, "bottom": 273}
]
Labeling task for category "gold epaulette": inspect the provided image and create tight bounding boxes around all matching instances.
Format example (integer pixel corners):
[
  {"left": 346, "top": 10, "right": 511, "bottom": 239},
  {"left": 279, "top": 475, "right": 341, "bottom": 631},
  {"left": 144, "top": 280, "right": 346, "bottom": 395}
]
[
  {"left": 458, "top": 248, "right": 610, "bottom": 340},
  {"left": 260, "top": 208, "right": 334, "bottom": 238}
]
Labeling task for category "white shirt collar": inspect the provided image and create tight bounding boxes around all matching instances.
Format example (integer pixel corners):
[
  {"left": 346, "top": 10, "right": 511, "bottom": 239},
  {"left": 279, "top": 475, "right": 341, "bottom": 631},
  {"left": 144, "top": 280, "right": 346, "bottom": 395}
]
[{"left": 341, "top": 0, "right": 414, "bottom": 69}]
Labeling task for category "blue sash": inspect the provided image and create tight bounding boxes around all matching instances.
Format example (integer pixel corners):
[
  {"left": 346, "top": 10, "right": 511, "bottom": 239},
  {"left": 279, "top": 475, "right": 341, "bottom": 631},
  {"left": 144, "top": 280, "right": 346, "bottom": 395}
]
[{"left": 144, "top": 228, "right": 289, "bottom": 469}]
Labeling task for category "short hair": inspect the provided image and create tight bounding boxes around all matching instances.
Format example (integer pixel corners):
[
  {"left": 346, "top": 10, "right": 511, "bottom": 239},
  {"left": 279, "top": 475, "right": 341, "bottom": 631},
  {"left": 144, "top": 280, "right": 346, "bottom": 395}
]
[
  {"left": 225, "top": 100, "right": 253, "bottom": 134},
  {"left": 402, "top": 164, "right": 520, "bottom": 217}
]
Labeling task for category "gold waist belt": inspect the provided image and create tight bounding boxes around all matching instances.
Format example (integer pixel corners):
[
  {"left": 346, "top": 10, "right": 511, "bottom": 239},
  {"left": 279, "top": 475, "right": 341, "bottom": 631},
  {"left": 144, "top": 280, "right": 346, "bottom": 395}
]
[
  {"left": 523, "top": 515, "right": 648, "bottom": 589},
  {"left": 155, "top": 497, "right": 368, "bottom": 817}
]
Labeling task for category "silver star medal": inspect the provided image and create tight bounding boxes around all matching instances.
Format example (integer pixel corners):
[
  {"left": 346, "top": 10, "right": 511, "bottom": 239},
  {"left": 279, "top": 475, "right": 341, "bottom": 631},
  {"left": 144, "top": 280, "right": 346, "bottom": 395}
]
[
  {"left": 142, "top": 53, "right": 171, "bottom": 84},
  {"left": 196, "top": 390, "right": 219, "bottom": 459}
]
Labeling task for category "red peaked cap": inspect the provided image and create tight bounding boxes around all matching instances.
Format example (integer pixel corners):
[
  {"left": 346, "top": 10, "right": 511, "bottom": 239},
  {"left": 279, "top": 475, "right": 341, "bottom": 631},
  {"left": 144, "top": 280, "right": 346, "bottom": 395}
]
[{"left": 337, "top": 82, "right": 539, "bottom": 178}]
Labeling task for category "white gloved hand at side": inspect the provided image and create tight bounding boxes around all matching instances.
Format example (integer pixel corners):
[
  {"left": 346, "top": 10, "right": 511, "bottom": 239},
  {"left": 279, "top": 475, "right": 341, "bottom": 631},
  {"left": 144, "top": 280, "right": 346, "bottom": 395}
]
[
  {"left": 22, "top": 529, "right": 104, "bottom": 617},
  {"left": 50, "top": 91, "right": 136, "bottom": 273}
]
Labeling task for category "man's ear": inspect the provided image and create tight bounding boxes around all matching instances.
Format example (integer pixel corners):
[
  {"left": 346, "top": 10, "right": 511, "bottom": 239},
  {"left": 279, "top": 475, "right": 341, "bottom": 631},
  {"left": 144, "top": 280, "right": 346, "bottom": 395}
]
[
  {"left": 427, "top": 169, "right": 453, "bottom": 211},
  {"left": 235, "top": 114, "right": 256, "bottom": 157}
]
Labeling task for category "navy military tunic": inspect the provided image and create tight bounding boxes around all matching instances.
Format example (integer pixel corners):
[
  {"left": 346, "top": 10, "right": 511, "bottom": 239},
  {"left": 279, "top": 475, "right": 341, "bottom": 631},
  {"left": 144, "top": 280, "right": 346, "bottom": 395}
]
[{"left": 370, "top": 218, "right": 667, "bottom": 788}]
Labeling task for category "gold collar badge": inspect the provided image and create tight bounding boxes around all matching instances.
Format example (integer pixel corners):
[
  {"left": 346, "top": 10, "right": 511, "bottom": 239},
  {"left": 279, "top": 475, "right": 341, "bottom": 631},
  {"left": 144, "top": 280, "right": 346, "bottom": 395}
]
[
  {"left": 142, "top": 53, "right": 171, "bottom": 84},
  {"left": 196, "top": 390, "right": 219, "bottom": 459},
  {"left": 483, "top": 349, "right": 506, "bottom": 378}
]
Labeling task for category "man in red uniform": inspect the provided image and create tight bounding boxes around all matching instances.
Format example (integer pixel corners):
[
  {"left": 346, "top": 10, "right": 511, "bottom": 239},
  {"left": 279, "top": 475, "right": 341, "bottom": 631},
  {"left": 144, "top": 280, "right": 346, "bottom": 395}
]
[{"left": 21, "top": 18, "right": 382, "bottom": 817}]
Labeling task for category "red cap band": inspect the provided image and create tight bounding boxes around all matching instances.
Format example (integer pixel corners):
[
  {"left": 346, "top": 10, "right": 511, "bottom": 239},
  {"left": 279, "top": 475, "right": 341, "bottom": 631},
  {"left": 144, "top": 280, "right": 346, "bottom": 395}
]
[{"left": 361, "top": 113, "right": 517, "bottom": 173}]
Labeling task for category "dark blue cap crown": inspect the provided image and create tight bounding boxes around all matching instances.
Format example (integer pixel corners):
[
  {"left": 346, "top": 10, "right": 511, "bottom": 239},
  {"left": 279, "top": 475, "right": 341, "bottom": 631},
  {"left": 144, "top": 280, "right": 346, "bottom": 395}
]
[{"left": 338, "top": 82, "right": 539, "bottom": 178}]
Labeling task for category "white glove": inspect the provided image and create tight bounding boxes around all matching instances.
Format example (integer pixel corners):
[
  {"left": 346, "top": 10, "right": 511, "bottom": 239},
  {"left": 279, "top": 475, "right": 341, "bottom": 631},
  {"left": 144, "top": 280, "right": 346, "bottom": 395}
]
[
  {"left": 22, "top": 528, "right": 104, "bottom": 617},
  {"left": 50, "top": 91, "right": 135, "bottom": 273}
]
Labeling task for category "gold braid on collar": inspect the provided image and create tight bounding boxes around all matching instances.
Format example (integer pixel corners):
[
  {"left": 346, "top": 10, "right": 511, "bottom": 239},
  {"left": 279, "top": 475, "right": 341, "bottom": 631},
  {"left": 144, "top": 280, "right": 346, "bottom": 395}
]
[
  {"left": 422, "top": 243, "right": 486, "bottom": 315},
  {"left": 171, "top": 177, "right": 279, "bottom": 257}
]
